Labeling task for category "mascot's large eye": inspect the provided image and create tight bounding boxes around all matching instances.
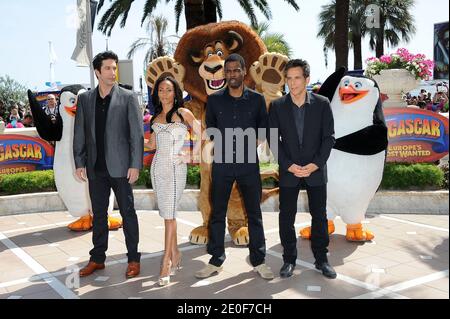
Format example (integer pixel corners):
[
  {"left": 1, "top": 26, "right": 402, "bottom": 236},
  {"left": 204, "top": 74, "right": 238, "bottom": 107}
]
[
  {"left": 70, "top": 98, "right": 76, "bottom": 104},
  {"left": 343, "top": 80, "right": 350, "bottom": 87},
  {"left": 354, "top": 82, "right": 363, "bottom": 89},
  {"left": 216, "top": 50, "right": 224, "bottom": 57}
]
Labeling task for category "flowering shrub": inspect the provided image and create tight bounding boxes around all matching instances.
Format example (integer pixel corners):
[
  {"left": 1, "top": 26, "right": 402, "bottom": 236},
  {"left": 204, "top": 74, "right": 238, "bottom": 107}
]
[{"left": 365, "top": 48, "right": 434, "bottom": 80}]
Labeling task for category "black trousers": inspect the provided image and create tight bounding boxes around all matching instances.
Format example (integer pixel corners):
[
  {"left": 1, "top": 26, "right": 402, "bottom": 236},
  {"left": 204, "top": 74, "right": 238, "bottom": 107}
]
[
  {"left": 207, "top": 167, "right": 266, "bottom": 267},
  {"left": 88, "top": 173, "right": 140, "bottom": 264},
  {"left": 279, "top": 179, "right": 329, "bottom": 264}
]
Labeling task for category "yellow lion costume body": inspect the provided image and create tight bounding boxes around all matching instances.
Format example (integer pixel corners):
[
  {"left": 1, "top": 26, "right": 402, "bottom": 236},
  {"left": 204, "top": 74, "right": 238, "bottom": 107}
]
[{"left": 146, "top": 21, "right": 288, "bottom": 245}]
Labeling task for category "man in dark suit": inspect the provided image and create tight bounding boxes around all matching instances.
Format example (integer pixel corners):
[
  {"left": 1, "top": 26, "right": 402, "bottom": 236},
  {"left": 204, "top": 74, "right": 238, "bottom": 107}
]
[
  {"left": 195, "top": 53, "right": 274, "bottom": 280},
  {"left": 73, "top": 51, "right": 144, "bottom": 279},
  {"left": 268, "top": 59, "right": 337, "bottom": 279}
]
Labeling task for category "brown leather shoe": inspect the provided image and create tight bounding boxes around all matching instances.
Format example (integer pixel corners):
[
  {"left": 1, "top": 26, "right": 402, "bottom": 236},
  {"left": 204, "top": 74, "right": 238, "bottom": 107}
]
[
  {"left": 79, "top": 261, "right": 105, "bottom": 277},
  {"left": 126, "top": 262, "right": 140, "bottom": 278}
]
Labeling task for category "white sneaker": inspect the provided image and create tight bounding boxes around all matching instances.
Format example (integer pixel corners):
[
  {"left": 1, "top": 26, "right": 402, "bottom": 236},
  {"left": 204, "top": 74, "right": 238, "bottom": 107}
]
[
  {"left": 195, "top": 264, "right": 223, "bottom": 279},
  {"left": 254, "top": 263, "right": 274, "bottom": 280}
]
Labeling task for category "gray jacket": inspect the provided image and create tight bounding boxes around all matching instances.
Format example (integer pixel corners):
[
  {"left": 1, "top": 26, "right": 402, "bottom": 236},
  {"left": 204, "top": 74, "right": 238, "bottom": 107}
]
[{"left": 73, "top": 84, "right": 144, "bottom": 178}]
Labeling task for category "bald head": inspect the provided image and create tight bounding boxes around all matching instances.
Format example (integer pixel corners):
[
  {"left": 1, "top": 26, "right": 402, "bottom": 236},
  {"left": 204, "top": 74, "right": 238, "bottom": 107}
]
[{"left": 47, "top": 94, "right": 57, "bottom": 108}]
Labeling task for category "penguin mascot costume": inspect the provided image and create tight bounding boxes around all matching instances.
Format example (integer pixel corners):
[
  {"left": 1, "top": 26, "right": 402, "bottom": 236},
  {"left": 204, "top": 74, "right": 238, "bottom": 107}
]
[
  {"left": 27, "top": 86, "right": 122, "bottom": 231},
  {"left": 300, "top": 68, "right": 388, "bottom": 241}
]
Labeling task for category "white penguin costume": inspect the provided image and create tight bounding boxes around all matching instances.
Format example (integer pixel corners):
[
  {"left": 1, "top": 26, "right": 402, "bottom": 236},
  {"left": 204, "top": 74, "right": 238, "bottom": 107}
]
[
  {"left": 28, "top": 86, "right": 121, "bottom": 231},
  {"left": 300, "top": 68, "right": 388, "bottom": 241}
]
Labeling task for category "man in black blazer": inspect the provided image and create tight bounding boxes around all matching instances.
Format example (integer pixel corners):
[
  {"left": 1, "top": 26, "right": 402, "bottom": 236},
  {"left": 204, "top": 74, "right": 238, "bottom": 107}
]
[{"left": 268, "top": 59, "right": 337, "bottom": 279}]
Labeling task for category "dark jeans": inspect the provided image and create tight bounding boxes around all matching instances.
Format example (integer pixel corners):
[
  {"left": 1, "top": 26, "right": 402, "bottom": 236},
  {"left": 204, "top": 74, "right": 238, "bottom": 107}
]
[
  {"left": 207, "top": 167, "right": 266, "bottom": 267},
  {"left": 279, "top": 179, "right": 329, "bottom": 264},
  {"left": 88, "top": 172, "right": 140, "bottom": 264}
]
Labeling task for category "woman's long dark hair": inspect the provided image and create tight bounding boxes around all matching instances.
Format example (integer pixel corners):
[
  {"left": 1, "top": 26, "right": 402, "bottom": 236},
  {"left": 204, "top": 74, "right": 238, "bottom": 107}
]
[{"left": 150, "top": 76, "right": 184, "bottom": 131}]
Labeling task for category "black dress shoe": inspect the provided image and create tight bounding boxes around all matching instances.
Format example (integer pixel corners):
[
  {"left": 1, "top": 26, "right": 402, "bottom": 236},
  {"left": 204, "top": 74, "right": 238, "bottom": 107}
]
[
  {"left": 315, "top": 262, "right": 337, "bottom": 279},
  {"left": 279, "top": 263, "right": 295, "bottom": 278}
]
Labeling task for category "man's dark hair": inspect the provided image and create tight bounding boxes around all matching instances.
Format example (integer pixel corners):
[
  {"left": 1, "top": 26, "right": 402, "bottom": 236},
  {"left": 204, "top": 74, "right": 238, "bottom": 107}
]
[
  {"left": 225, "top": 53, "right": 246, "bottom": 69},
  {"left": 93, "top": 51, "right": 119, "bottom": 72},
  {"left": 284, "top": 59, "right": 310, "bottom": 78},
  {"left": 24, "top": 114, "right": 33, "bottom": 119}
]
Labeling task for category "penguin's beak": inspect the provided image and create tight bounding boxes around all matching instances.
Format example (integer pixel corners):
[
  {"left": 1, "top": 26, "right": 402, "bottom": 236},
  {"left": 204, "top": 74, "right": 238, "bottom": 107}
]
[
  {"left": 339, "top": 85, "right": 369, "bottom": 104},
  {"left": 65, "top": 104, "right": 77, "bottom": 117}
]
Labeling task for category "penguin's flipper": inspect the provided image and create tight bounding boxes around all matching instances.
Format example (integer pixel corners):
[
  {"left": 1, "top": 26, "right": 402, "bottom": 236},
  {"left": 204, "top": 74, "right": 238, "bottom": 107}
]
[
  {"left": 318, "top": 67, "right": 347, "bottom": 102},
  {"left": 27, "top": 90, "right": 62, "bottom": 141},
  {"left": 334, "top": 125, "right": 388, "bottom": 155}
]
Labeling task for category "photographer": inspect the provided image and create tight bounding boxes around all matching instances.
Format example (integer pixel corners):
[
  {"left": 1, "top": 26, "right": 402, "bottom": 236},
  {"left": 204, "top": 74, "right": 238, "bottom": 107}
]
[{"left": 431, "top": 83, "right": 449, "bottom": 112}]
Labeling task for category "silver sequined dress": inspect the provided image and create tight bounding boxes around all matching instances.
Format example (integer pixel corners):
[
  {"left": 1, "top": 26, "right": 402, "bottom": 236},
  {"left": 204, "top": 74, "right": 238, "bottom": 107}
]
[{"left": 150, "top": 122, "right": 188, "bottom": 219}]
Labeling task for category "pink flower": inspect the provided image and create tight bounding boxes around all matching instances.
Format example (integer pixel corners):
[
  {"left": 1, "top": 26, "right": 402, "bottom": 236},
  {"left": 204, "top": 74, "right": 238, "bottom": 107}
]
[
  {"left": 365, "top": 49, "right": 433, "bottom": 80},
  {"left": 380, "top": 55, "right": 392, "bottom": 64},
  {"left": 397, "top": 48, "right": 409, "bottom": 55},
  {"left": 366, "top": 57, "right": 379, "bottom": 63}
]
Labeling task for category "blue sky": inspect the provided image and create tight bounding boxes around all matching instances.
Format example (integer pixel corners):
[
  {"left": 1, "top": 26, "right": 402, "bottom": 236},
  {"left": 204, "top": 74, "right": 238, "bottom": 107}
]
[{"left": 0, "top": 0, "right": 448, "bottom": 91}]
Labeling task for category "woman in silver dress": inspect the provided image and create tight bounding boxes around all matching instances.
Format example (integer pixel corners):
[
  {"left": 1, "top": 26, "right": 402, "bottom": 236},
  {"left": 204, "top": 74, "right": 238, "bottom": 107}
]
[{"left": 145, "top": 76, "right": 201, "bottom": 286}]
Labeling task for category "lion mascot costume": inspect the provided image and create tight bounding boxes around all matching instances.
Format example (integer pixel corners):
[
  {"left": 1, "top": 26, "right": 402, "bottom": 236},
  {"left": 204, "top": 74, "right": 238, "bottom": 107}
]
[{"left": 146, "top": 21, "right": 287, "bottom": 245}]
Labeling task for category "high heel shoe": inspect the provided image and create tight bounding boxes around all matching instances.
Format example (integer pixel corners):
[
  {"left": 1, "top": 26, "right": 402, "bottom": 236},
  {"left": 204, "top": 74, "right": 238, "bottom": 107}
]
[
  {"left": 158, "top": 259, "right": 172, "bottom": 287},
  {"left": 158, "top": 275, "right": 170, "bottom": 286},
  {"left": 170, "top": 254, "right": 182, "bottom": 276}
]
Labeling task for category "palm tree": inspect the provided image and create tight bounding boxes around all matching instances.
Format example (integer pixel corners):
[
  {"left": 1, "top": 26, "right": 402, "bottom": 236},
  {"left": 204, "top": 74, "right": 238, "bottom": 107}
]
[
  {"left": 0, "top": 75, "right": 27, "bottom": 118},
  {"left": 318, "top": 0, "right": 367, "bottom": 69},
  {"left": 96, "top": 0, "right": 300, "bottom": 35},
  {"left": 318, "top": 0, "right": 415, "bottom": 69},
  {"left": 368, "top": 0, "right": 416, "bottom": 57},
  {"left": 253, "top": 22, "right": 293, "bottom": 57},
  {"left": 127, "top": 15, "right": 178, "bottom": 69},
  {"left": 334, "top": 0, "right": 350, "bottom": 70}
]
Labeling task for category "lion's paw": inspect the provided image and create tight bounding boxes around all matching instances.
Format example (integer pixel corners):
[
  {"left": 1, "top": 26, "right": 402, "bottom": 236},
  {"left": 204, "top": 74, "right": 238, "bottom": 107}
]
[
  {"left": 146, "top": 57, "right": 186, "bottom": 91},
  {"left": 250, "top": 52, "right": 288, "bottom": 99}
]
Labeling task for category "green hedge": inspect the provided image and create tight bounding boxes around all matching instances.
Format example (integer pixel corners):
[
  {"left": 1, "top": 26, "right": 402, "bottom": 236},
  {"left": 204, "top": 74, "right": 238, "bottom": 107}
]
[
  {"left": 136, "top": 167, "right": 151, "bottom": 188},
  {"left": 0, "top": 170, "right": 56, "bottom": 195},
  {"left": 440, "top": 163, "right": 449, "bottom": 190},
  {"left": 187, "top": 165, "right": 200, "bottom": 187},
  {"left": 0, "top": 162, "right": 448, "bottom": 195},
  {"left": 136, "top": 165, "right": 200, "bottom": 188},
  {"left": 381, "top": 163, "right": 445, "bottom": 190}
]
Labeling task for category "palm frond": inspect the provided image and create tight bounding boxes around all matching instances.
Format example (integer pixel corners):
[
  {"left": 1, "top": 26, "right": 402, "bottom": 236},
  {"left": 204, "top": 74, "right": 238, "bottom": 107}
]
[
  {"left": 127, "top": 38, "right": 152, "bottom": 59},
  {"left": 263, "top": 34, "right": 293, "bottom": 57},
  {"left": 215, "top": 0, "right": 223, "bottom": 20},
  {"left": 141, "top": 0, "right": 160, "bottom": 26},
  {"left": 252, "top": 0, "right": 272, "bottom": 20},
  {"left": 238, "top": 0, "right": 258, "bottom": 28},
  {"left": 174, "top": 0, "right": 183, "bottom": 33},
  {"left": 97, "top": 0, "right": 134, "bottom": 36},
  {"left": 282, "top": 0, "right": 300, "bottom": 11}
]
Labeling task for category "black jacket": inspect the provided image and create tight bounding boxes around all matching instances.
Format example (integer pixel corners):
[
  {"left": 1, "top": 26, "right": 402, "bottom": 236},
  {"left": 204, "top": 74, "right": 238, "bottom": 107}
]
[
  {"left": 206, "top": 86, "right": 268, "bottom": 175},
  {"left": 268, "top": 92, "right": 335, "bottom": 187}
]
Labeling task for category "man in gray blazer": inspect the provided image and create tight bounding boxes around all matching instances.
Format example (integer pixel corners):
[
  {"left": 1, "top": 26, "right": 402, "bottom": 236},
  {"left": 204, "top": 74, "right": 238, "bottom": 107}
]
[{"left": 73, "top": 51, "right": 144, "bottom": 279}]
